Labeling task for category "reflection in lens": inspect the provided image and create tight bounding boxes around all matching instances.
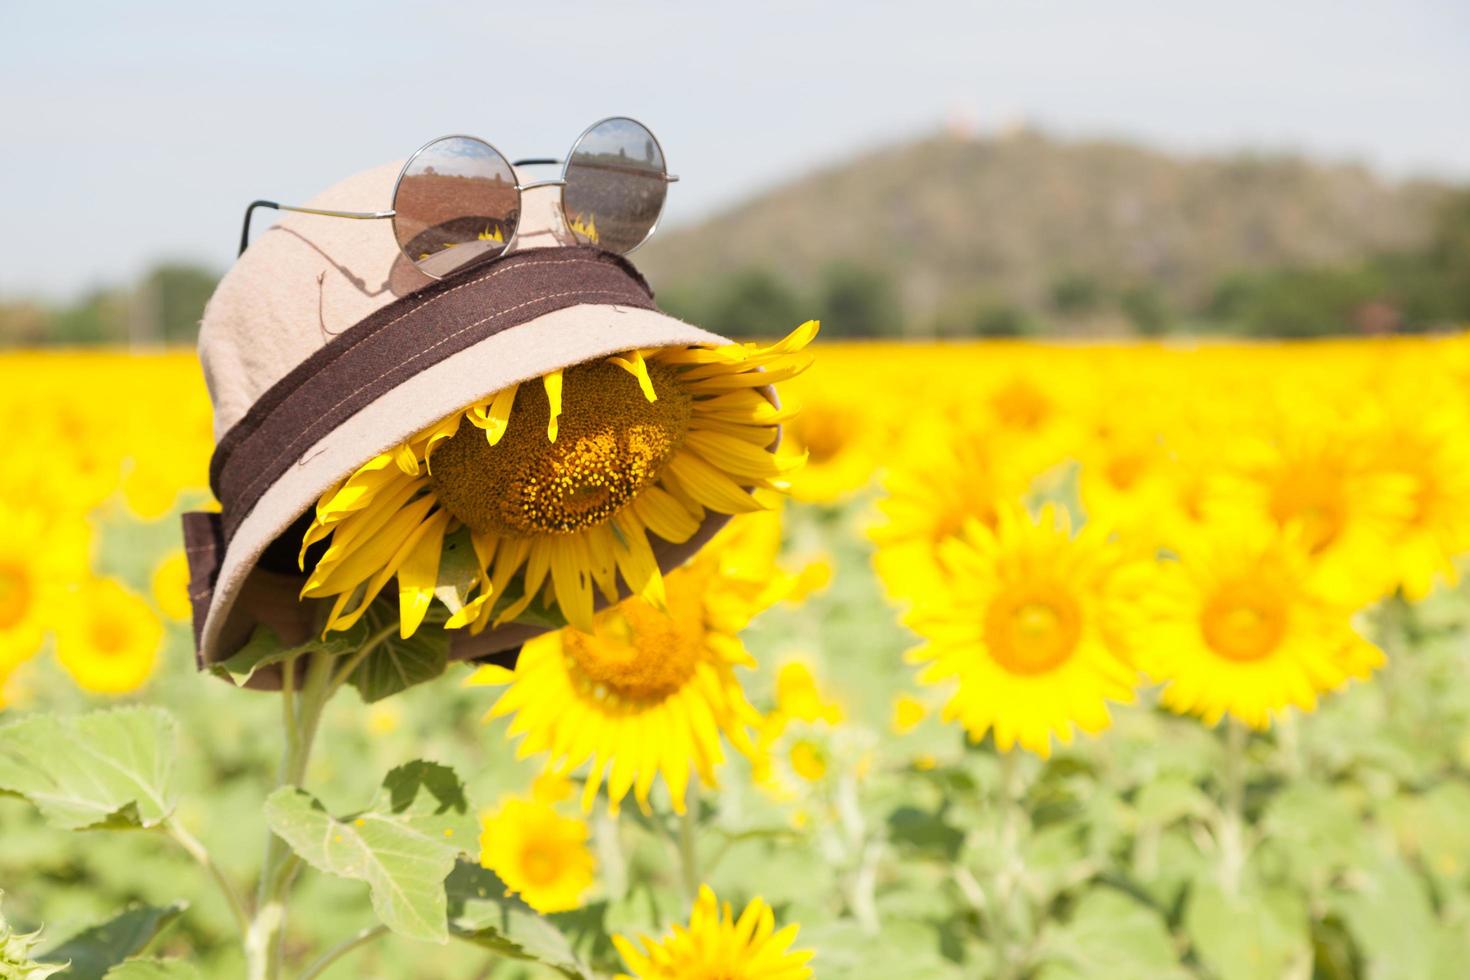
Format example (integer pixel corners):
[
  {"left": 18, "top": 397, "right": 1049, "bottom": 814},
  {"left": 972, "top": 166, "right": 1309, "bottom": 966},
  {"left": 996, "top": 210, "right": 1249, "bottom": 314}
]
[
  {"left": 563, "top": 118, "right": 668, "bottom": 254},
  {"left": 393, "top": 136, "right": 519, "bottom": 278}
]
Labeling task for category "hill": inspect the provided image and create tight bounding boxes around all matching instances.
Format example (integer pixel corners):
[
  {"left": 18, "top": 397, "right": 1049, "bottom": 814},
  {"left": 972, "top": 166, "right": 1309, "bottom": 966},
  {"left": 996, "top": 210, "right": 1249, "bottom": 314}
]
[{"left": 634, "top": 128, "right": 1456, "bottom": 335}]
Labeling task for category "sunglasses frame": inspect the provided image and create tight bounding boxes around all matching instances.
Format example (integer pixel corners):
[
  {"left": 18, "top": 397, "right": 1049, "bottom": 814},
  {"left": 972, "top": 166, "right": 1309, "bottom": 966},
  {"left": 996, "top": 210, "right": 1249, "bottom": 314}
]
[{"left": 237, "top": 116, "right": 678, "bottom": 277}]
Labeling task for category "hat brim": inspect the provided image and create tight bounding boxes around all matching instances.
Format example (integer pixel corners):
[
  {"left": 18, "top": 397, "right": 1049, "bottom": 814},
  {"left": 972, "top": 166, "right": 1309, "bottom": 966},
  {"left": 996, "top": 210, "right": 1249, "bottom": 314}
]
[{"left": 199, "top": 302, "right": 732, "bottom": 684}]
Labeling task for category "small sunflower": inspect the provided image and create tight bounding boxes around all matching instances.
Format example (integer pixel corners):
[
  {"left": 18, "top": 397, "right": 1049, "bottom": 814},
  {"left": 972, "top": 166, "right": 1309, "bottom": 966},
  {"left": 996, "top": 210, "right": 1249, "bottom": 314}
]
[
  {"left": 468, "top": 514, "right": 786, "bottom": 816},
  {"left": 299, "top": 322, "right": 817, "bottom": 638},
  {"left": 903, "top": 504, "right": 1140, "bottom": 758},
  {"left": 1136, "top": 518, "right": 1385, "bottom": 730},
  {"left": 55, "top": 578, "right": 163, "bottom": 695},
  {"left": 1208, "top": 403, "right": 1414, "bottom": 606},
  {"left": 613, "top": 884, "right": 814, "bottom": 980},
  {"left": 0, "top": 505, "right": 89, "bottom": 673},
  {"left": 870, "top": 417, "right": 1026, "bottom": 604},
  {"left": 478, "top": 795, "right": 596, "bottom": 914},
  {"left": 150, "top": 549, "right": 193, "bottom": 623},
  {"left": 1363, "top": 394, "right": 1470, "bottom": 600}
]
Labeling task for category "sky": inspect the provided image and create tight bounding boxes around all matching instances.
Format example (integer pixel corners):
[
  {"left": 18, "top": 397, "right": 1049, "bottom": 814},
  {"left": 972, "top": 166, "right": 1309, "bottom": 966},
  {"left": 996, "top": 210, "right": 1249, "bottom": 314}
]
[{"left": 3, "top": 0, "right": 1468, "bottom": 300}]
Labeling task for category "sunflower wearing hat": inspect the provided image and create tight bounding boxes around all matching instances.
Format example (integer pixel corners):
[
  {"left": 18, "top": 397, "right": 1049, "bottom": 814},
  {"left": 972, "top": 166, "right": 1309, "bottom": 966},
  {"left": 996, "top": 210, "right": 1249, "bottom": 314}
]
[{"left": 185, "top": 118, "right": 816, "bottom": 681}]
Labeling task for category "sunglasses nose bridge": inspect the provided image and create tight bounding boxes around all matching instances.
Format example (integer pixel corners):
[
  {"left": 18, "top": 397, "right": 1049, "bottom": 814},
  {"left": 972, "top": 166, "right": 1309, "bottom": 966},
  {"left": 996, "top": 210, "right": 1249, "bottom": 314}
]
[{"left": 504, "top": 166, "right": 578, "bottom": 255}]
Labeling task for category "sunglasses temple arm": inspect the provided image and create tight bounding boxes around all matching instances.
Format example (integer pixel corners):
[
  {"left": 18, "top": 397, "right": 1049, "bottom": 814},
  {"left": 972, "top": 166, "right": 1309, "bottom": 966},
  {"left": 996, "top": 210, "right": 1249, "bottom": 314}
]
[{"left": 238, "top": 200, "right": 396, "bottom": 255}]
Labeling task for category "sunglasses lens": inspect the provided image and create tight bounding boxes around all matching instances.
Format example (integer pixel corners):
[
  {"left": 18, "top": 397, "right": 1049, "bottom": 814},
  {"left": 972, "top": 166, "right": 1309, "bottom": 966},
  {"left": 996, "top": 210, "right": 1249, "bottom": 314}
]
[
  {"left": 563, "top": 118, "right": 668, "bottom": 254},
  {"left": 393, "top": 136, "right": 518, "bottom": 278}
]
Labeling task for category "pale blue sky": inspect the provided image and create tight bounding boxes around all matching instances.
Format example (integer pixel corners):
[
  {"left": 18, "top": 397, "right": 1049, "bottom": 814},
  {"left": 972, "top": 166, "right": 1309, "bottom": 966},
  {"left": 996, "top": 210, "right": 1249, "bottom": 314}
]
[{"left": 3, "top": 0, "right": 1467, "bottom": 299}]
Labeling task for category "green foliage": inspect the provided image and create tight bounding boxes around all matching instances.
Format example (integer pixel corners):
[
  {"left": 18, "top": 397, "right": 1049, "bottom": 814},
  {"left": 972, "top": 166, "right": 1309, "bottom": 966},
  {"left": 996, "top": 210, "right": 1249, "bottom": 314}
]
[
  {"left": 699, "top": 267, "right": 806, "bottom": 339},
  {"left": 445, "top": 862, "right": 591, "bottom": 978},
  {"left": 0, "top": 708, "right": 178, "bottom": 830},
  {"left": 346, "top": 609, "right": 450, "bottom": 704},
  {"left": 0, "top": 893, "right": 66, "bottom": 980},
  {"left": 263, "top": 761, "right": 478, "bottom": 942},
  {"left": 1048, "top": 273, "right": 1103, "bottom": 317},
  {"left": 815, "top": 261, "right": 904, "bottom": 338},
  {"left": 1120, "top": 284, "right": 1171, "bottom": 336},
  {"left": 38, "top": 904, "right": 187, "bottom": 980},
  {"left": 101, "top": 959, "right": 199, "bottom": 979}
]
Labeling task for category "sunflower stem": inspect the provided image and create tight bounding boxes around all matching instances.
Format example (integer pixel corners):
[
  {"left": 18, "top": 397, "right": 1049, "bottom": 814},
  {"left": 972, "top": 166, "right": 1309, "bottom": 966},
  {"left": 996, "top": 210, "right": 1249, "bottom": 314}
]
[
  {"left": 297, "top": 923, "right": 389, "bottom": 980},
  {"left": 992, "top": 748, "right": 1026, "bottom": 980},
  {"left": 160, "top": 816, "right": 251, "bottom": 937},
  {"left": 1218, "top": 718, "right": 1248, "bottom": 896},
  {"left": 246, "top": 649, "right": 338, "bottom": 980},
  {"left": 676, "top": 784, "right": 701, "bottom": 904}
]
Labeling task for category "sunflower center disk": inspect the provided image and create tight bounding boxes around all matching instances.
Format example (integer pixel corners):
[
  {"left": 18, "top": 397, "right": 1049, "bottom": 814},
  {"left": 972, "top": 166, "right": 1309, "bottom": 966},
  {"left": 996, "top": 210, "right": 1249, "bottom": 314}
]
[
  {"left": 1201, "top": 584, "right": 1287, "bottom": 662},
  {"left": 563, "top": 595, "right": 704, "bottom": 701},
  {"left": 984, "top": 588, "right": 1081, "bottom": 675},
  {"left": 429, "top": 361, "right": 692, "bottom": 538}
]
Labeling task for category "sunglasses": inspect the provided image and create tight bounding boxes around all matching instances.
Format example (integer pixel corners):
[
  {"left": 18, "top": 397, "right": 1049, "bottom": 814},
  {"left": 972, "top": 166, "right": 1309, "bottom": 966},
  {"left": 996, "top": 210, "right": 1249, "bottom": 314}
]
[{"left": 237, "top": 116, "right": 677, "bottom": 279}]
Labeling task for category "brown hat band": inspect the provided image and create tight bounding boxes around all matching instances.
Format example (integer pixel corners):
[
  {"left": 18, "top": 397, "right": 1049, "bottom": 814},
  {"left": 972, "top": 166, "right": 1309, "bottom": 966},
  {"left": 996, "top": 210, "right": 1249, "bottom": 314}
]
[{"left": 208, "top": 245, "right": 656, "bottom": 546}]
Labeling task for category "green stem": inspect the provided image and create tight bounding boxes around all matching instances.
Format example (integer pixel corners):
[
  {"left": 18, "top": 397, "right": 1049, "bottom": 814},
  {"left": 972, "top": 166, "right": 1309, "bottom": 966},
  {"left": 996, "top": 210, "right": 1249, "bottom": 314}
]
[
  {"left": 246, "top": 651, "right": 338, "bottom": 980},
  {"left": 297, "top": 924, "right": 389, "bottom": 980},
  {"left": 676, "top": 784, "right": 700, "bottom": 904},
  {"left": 1218, "top": 719, "right": 1248, "bottom": 896},
  {"left": 991, "top": 749, "right": 1024, "bottom": 980},
  {"left": 161, "top": 816, "right": 251, "bottom": 936}
]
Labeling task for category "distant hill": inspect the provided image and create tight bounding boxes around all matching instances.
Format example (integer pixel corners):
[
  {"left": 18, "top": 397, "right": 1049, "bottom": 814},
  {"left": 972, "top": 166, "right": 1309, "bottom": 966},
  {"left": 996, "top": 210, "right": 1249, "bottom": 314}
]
[{"left": 635, "top": 129, "right": 1455, "bottom": 333}]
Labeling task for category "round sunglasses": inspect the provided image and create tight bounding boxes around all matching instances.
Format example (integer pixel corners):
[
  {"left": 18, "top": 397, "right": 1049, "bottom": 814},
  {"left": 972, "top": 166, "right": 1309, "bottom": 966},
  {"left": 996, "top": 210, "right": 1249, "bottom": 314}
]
[{"left": 238, "top": 116, "right": 677, "bottom": 279}]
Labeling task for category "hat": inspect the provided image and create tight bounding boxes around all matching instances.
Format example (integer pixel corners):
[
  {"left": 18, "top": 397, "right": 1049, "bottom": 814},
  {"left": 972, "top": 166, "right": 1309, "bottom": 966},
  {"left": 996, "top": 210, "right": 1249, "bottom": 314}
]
[{"left": 182, "top": 160, "right": 779, "bottom": 689}]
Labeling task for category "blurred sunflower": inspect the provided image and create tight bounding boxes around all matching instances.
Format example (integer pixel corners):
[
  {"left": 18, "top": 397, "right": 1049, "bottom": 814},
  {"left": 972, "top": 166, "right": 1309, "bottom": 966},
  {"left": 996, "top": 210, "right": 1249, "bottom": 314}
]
[
  {"left": 300, "top": 322, "right": 816, "bottom": 638},
  {"left": 870, "top": 418, "right": 1024, "bottom": 603},
  {"left": 468, "top": 515, "right": 786, "bottom": 816},
  {"left": 1364, "top": 394, "right": 1470, "bottom": 600},
  {"left": 0, "top": 505, "right": 90, "bottom": 673},
  {"left": 1136, "top": 519, "right": 1384, "bottom": 730},
  {"left": 1209, "top": 403, "right": 1414, "bottom": 606},
  {"left": 903, "top": 505, "right": 1140, "bottom": 757},
  {"left": 613, "top": 884, "right": 813, "bottom": 980},
  {"left": 478, "top": 795, "right": 596, "bottom": 914},
  {"left": 150, "top": 549, "right": 193, "bottom": 623},
  {"left": 55, "top": 578, "right": 162, "bottom": 695},
  {"left": 776, "top": 392, "right": 879, "bottom": 504}
]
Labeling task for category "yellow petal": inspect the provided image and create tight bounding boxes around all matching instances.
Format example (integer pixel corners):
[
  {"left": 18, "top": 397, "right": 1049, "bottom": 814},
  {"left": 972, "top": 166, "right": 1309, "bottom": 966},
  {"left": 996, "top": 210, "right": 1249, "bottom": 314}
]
[{"left": 543, "top": 370, "right": 563, "bottom": 443}]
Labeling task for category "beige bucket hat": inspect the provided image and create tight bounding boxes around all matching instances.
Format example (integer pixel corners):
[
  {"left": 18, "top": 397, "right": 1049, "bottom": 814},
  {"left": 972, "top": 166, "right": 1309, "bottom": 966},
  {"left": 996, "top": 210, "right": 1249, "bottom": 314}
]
[{"left": 183, "top": 160, "right": 736, "bottom": 685}]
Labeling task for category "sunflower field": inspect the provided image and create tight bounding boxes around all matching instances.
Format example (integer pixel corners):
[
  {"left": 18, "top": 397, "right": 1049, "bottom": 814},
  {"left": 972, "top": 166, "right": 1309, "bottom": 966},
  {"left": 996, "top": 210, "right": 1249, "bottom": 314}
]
[{"left": 4, "top": 333, "right": 1470, "bottom": 979}]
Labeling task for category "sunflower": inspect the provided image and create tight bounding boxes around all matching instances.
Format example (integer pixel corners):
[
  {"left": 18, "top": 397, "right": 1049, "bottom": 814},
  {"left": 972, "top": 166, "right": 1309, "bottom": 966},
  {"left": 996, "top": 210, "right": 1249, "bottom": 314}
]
[
  {"left": 1136, "top": 518, "right": 1385, "bottom": 730},
  {"left": 903, "top": 504, "right": 1140, "bottom": 758},
  {"left": 613, "top": 884, "right": 814, "bottom": 980},
  {"left": 0, "top": 504, "right": 90, "bottom": 673},
  {"left": 467, "top": 513, "right": 786, "bottom": 816},
  {"left": 150, "top": 549, "right": 193, "bottom": 623},
  {"left": 1207, "top": 401, "right": 1414, "bottom": 607},
  {"left": 870, "top": 415, "right": 1027, "bottom": 604},
  {"left": 55, "top": 578, "right": 163, "bottom": 695},
  {"left": 1363, "top": 393, "right": 1470, "bottom": 600},
  {"left": 478, "top": 795, "right": 596, "bottom": 914},
  {"left": 776, "top": 391, "right": 880, "bottom": 504},
  {"left": 298, "top": 322, "right": 817, "bottom": 639}
]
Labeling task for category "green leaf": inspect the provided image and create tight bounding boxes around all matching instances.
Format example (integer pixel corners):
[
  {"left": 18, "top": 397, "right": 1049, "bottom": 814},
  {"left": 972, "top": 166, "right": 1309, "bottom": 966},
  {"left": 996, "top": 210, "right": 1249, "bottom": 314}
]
[
  {"left": 263, "top": 761, "right": 478, "bottom": 942},
  {"left": 886, "top": 805, "right": 964, "bottom": 860},
  {"left": 1036, "top": 886, "right": 1189, "bottom": 980},
  {"left": 0, "top": 708, "right": 179, "bottom": 830},
  {"left": 1330, "top": 852, "right": 1445, "bottom": 980},
  {"left": 209, "top": 624, "right": 357, "bottom": 687},
  {"left": 1132, "top": 776, "right": 1210, "bottom": 828},
  {"left": 102, "top": 959, "right": 199, "bottom": 979},
  {"left": 348, "top": 610, "right": 450, "bottom": 704},
  {"left": 1185, "top": 879, "right": 1309, "bottom": 980},
  {"left": 433, "top": 526, "right": 481, "bottom": 616},
  {"left": 37, "top": 903, "right": 187, "bottom": 980},
  {"left": 446, "top": 861, "right": 591, "bottom": 979}
]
